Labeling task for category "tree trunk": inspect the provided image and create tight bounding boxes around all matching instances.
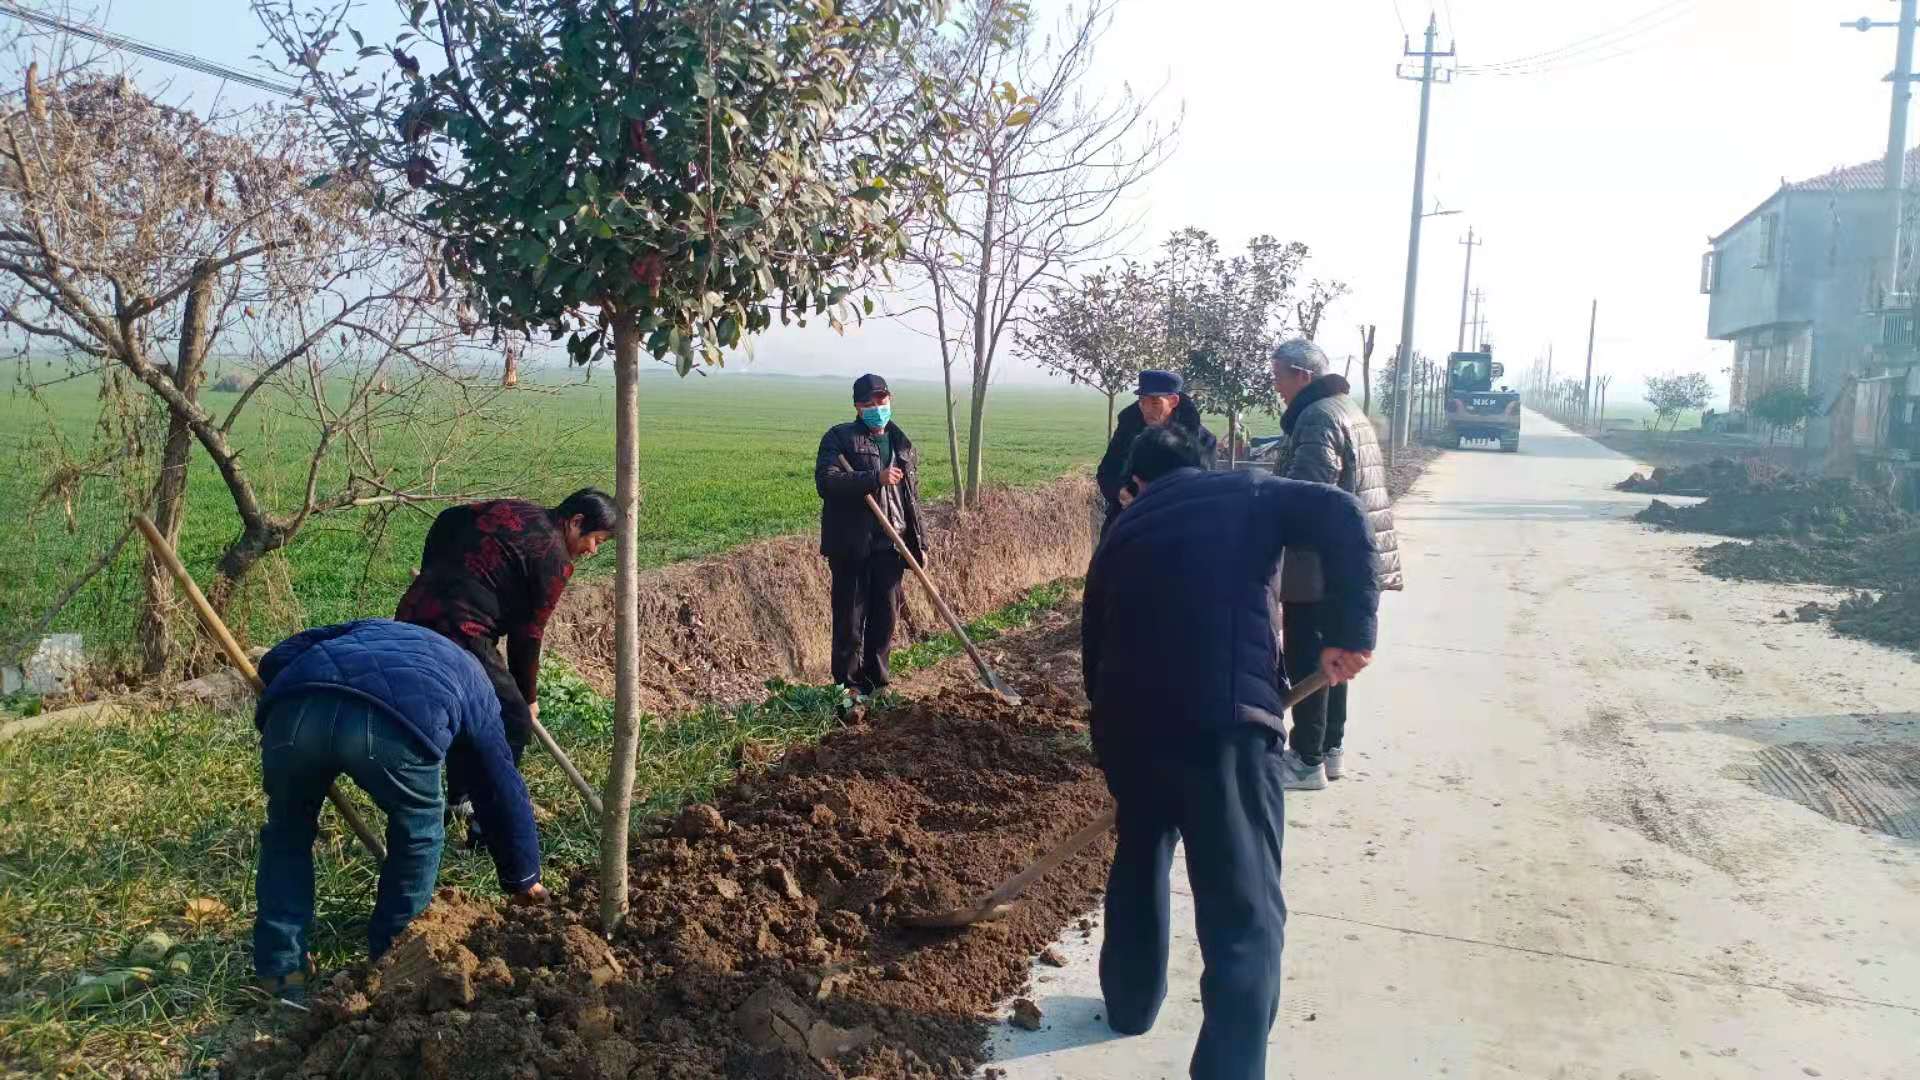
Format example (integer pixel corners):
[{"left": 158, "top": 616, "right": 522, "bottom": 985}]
[
  {"left": 1361, "top": 358, "right": 1371, "bottom": 415},
  {"left": 1226, "top": 412, "right": 1239, "bottom": 469},
  {"left": 964, "top": 157, "right": 998, "bottom": 508},
  {"left": 929, "top": 270, "right": 964, "bottom": 510},
  {"left": 140, "top": 263, "right": 215, "bottom": 675},
  {"left": 599, "top": 310, "right": 643, "bottom": 936},
  {"left": 502, "top": 346, "right": 520, "bottom": 389},
  {"left": 1105, "top": 393, "right": 1116, "bottom": 438},
  {"left": 207, "top": 520, "right": 284, "bottom": 613}
]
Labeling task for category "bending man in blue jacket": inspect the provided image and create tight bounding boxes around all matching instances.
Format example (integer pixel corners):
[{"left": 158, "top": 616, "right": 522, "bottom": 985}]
[
  {"left": 251, "top": 619, "right": 546, "bottom": 1002},
  {"left": 1082, "top": 427, "right": 1379, "bottom": 1080}
]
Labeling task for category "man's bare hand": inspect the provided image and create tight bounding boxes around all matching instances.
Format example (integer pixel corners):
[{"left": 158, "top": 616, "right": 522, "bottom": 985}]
[
  {"left": 1319, "top": 647, "right": 1372, "bottom": 685},
  {"left": 1117, "top": 486, "right": 1135, "bottom": 508},
  {"left": 509, "top": 883, "right": 550, "bottom": 907},
  {"left": 527, "top": 700, "right": 540, "bottom": 725},
  {"left": 880, "top": 465, "right": 905, "bottom": 487}
]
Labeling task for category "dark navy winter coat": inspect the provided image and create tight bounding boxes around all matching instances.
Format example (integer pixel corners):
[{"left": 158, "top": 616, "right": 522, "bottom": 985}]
[
  {"left": 1081, "top": 468, "right": 1379, "bottom": 759},
  {"left": 256, "top": 619, "right": 541, "bottom": 891}
]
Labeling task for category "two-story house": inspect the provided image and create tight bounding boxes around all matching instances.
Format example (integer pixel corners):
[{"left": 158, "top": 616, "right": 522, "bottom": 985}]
[{"left": 1702, "top": 149, "right": 1920, "bottom": 455}]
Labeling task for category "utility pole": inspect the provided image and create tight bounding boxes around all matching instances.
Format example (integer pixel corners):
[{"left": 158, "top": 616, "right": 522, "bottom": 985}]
[
  {"left": 1456, "top": 227, "right": 1481, "bottom": 351},
  {"left": 1582, "top": 299, "right": 1599, "bottom": 431},
  {"left": 1847, "top": 1, "right": 1920, "bottom": 300},
  {"left": 1391, "top": 13, "right": 1455, "bottom": 449}
]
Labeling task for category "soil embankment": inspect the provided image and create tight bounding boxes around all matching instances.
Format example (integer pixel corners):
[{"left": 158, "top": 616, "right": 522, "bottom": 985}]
[
  {"left": 542, "top": 477, "right": 1100, "bottom": 715},
  {"left": 223, "top": 687, "right": 1113, "bottom": 1080}
]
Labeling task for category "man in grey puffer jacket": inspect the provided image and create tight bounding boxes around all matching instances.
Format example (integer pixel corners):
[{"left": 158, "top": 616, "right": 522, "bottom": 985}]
[{"left": 1269, "top": 339, "right": 1404, "bottom": 790}]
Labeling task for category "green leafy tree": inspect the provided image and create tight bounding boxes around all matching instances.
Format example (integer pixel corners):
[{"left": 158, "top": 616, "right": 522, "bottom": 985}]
[
  {"left": 1644, "top": 371, "right": 1714, "bottom": 432},
  {"left": 1749, "top": 383, "right": 1815, "bottom": 444},
  {"left": 1016, "top": 261, "right": 1166, "bottom": 436},
  {"left": 257, "top": 0, "right": 944, "bottom": 931},
  {"left": 1168, "top": 231, "right": 1311, "bottom": 462}
]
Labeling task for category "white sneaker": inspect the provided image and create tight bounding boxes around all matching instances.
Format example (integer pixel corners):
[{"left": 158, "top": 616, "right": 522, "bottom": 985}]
[
  {"left": 1324, "top": 748, "right": 1345, "bottom": 780},
  {"left": 1281, "top": 749, "right": 1328, "bottom": 791}
]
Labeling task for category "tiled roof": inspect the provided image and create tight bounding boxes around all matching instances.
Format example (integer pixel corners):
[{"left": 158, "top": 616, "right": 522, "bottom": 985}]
[{"left": 1785, "top": 147, "right": 1920, "bottom": 192}]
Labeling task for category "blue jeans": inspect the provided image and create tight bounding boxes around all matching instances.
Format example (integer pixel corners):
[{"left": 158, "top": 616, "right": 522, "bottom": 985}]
[{"left": 253, "top": 693, "right": 445, "bottom": 979}]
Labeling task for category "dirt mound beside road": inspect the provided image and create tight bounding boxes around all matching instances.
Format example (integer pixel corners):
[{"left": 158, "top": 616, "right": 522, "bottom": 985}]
[
  {"left": 542, "top": 476, "right": 1100, "bottom": 717},
  {"left": 1616, "top": 457, "right": 1786, "bottom": 497},
  {"left": 1828, "top": 588, "right": 1920, "bottom": 652},
  {"left": 1698, "top": 528, "right": 1920, "bottom": 592},
  {"left": 224, "top": 689, "right": 1112, "bottom": 1080},
  {"left": 1636, "top": 477, "right": 1908, "bottom": 540}
]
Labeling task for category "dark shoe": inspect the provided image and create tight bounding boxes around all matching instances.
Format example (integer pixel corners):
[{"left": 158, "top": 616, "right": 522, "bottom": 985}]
[{"left": 258, "top": 970, "right": 309, "bottom": 1008}]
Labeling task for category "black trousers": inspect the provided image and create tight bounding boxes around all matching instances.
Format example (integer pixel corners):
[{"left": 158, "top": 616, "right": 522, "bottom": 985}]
[
  {"left": 1282, "top": 601, "right": 1348, "bottom": 766},
  {"left": 1099, "top": 725, "right": 1288, "bottom": 1080},
  {"left": 443, "top": 633, "right": 529, "bottom": 818},
  {"left": 828, "top": 549, "right": 905, "bottom": 694}
]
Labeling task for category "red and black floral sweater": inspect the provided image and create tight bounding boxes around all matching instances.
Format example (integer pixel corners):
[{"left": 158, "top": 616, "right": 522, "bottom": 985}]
[{"left": 395, "top": 499, "right": 574, "bottom": 716}]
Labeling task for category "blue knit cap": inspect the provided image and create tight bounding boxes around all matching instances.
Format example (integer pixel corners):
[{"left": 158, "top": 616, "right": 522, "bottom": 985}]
[{"left": 1136, "top": 369, "right": 1183, "bottom": 395}]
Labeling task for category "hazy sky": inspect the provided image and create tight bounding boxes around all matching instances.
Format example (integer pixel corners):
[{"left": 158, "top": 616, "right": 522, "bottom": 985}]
[{"left": 31, "top": 0, "right": 1914, "bottom": 404}]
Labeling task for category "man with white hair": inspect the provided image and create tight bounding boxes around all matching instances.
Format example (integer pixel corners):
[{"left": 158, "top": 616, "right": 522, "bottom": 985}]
[{"left": 1268, "top": 338, "right": 1404, "bottom": 790}]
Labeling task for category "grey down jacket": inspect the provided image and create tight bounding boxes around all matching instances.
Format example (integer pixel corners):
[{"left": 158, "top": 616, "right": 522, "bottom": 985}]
[{"left": 1272, "top": 381, "right": 1404, "bottom": 598}]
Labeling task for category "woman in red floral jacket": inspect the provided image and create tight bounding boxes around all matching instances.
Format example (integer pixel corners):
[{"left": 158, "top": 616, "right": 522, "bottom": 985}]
[{"left": 396, "top": 488, "right": 615, "bottom": 764}]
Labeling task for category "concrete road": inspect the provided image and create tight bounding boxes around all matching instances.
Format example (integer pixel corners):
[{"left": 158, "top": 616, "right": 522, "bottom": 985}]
[{"left": 983, "top": 412, "right": 1920, "bottom": 1079}]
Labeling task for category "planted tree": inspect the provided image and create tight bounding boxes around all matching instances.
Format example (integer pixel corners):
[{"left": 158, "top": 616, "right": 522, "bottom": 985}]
[
  {"left": 1356, "top": 323, "right": 1376, "bottom": 414},
  {"left": 1292, "top": 279, "right": 1349, "bottom": 341},
  {"left": 1016, "top": 261, "right": 1163, "bottom": 436},
  {"left": 1173, "top": 232, "right": 1311, "bottom": 461},
  {"left": 905, "top": 0, "right": 1174, "bottom": 507},
  {"left": 257, "top": 0, "right": 943, "bottom": 932},
  {"left": 0, "top": 68, "right": 506, "bottom": 674},
  {"left": 1644, "top": 371, "right": 1714, "bottom": 432},
  {"left": 1749, "top": 383, "right": 1814, "bottom": 444}
]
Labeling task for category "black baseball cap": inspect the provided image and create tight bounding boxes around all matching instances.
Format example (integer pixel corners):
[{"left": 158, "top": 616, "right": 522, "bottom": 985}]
[{"left": 853, "top": 373, "right": 890, "bottom": 402}]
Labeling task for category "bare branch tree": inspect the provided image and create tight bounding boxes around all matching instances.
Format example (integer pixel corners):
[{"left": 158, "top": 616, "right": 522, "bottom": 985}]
[
  {"left": 0, "top": 59, "right": 518, "bottom": 671},
  {"left": 902, "top": 0, "right": 1176, "bottom": 507}
]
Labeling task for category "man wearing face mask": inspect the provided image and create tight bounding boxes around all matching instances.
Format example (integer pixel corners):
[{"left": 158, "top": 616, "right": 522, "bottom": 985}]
[
  {"left": 815, "top": 373, "right": 927, "bottom": 696},
  {"left": 1096, "top": 368, "right": 1218, "bottom": 538}
]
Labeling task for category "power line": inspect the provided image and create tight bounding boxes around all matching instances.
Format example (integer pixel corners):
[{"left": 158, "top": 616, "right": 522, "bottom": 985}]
[
  {"left": 1388, "top": 0, "right": 1409, "bottom": 38},
  {"left": 0, "top": 1, "right": 304, "bottom": 99},
  {"left": 1458, "top": 0, "right": 1693, "bottom": 77},
  {"left": 1441, "top": 0, "right": 1458, "bottom": 41}
]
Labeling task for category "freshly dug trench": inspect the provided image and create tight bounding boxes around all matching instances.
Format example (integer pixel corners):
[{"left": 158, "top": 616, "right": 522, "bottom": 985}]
[
  {"left": 222, "top": 689, "right": 1114, "bottom": 1080},
  {"left": 541, "top": 476, "right": 1100, "bottom": 716}
]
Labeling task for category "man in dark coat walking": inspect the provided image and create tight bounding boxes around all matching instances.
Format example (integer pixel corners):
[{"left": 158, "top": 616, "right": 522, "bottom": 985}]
[
  {"left": 1082, "top": 426, "right": 1380, "bottom": 1080},
  {"left": 815, "top": 373, "right": 927, "bottom": 695},
  {"left": 1268, "top": 338, "right": 1404, "bottom": 790},
  {"left": 251, "top": 619, "right": 546, "bottom": 1004},
  {"left": 1095, "top": 369, "right": 1218, "bottom": 537}
]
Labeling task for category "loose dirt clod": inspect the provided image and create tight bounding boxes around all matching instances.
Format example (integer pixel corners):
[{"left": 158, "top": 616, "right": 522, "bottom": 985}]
[
  {"left": 1038, "top": 947, "right": 1066, "bottom": 968},
  {"left": 676, "top": 803, "right": 727, "bottom": 838},
  {"left": 225, "top": 689, "right": 1112, "bottom": 1080},
  {"left": 1008, "top": 998, "right": 1044, "bottom": 1031}
]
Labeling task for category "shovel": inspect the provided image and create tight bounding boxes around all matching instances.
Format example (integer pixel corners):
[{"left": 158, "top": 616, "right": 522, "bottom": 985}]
[
  {"left": 835, "top": 454, "right": 1021, "bottom": 706},
  {"left": 133, "top": 515, "right": 387, "bottom": 864},
  {"left": 898, "top": 670, "right": 1331, "bottom": 929}
]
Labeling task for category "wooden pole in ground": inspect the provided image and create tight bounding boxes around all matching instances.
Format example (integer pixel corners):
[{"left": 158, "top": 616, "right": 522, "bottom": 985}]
[{"left": 131, "top": 515, "right": 387, "bottom": 863}]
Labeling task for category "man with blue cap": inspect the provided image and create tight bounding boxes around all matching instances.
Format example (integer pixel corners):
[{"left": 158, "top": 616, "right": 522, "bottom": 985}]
[
  {"left": 814, "top": 374, "right": 927, "bottom": 695},
  {"left": 1095, "top": 368, "right": 1217, "bottom": 537}
]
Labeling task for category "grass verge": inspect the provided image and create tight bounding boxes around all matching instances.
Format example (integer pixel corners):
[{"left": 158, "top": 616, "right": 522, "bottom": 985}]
[{"left": 887, "top": 577, "right": 1077, "bottom": 677}]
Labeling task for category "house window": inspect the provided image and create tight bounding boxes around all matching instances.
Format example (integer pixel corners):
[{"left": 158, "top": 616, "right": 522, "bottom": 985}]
[
  {"left": 1755, "top": 213, "right": 1778, "bottom": 267},
  {"left": 1699, "top": 250, "right": 1718, "bottom": 294}
]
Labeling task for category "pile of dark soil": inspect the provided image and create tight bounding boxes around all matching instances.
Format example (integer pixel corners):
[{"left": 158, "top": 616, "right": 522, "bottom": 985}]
[
  {"left": 1636, "top": 477, "right": 1909, "bottom": 540},
  {"left": 1828, "top": 588, "right": 1920, "bottom": 652},
  {"left": 1616, "top": 457, "right": 1786, "bottom": 497},
  {"left": 1698, "top": 528, "right": 1920, "bottom": 591},
  {"left": 223, "top": 690, "right": 1112, "bottom": 1080}
]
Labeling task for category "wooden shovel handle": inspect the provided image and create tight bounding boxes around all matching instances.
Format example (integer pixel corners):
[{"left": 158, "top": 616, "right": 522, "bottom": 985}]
[
  {"left": 834, "top": 453, "right": 1016, "bottom": 700},
  {"left": 133, "top": 515, "right": 387, "bottom": 863}
]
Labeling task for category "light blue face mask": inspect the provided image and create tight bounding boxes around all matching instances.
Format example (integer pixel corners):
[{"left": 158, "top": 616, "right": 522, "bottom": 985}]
[{"left": 860, "top": 403, "right": 891, "bottom": 429}]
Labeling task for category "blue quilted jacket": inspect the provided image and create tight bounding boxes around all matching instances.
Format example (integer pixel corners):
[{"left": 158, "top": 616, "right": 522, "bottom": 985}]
[{"left": 256, "top": 619, "right": 540, "bottom": 891}]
